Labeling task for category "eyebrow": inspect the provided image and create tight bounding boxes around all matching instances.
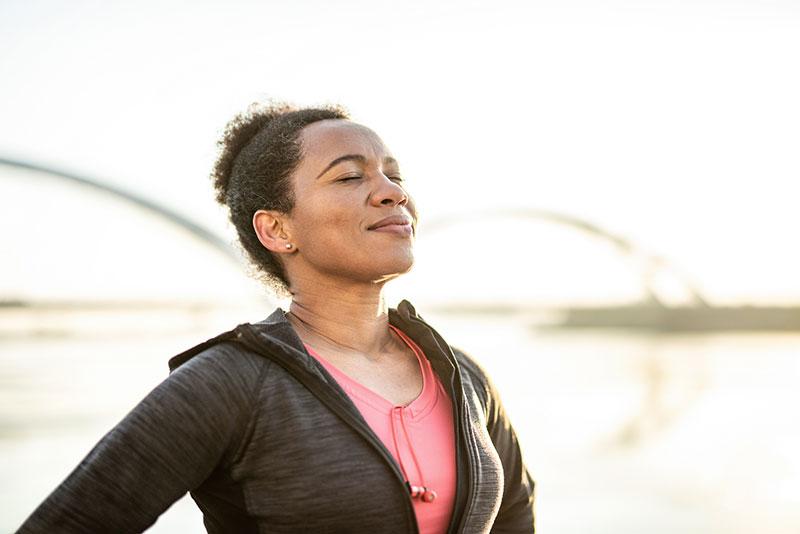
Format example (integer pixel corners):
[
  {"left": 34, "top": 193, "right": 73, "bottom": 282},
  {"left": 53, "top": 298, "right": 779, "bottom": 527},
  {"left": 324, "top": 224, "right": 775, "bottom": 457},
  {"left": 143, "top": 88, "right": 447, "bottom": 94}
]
[{"left": 315, "top": 155, "right": 399, "bottom": 179}]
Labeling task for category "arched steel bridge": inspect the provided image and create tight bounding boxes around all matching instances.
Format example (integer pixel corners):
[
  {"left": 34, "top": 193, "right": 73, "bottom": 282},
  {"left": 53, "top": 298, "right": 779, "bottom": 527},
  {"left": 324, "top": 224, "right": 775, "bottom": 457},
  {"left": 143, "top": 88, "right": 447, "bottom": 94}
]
[
  {"left": 0, "top": 156, "right": 240, "bottom": 265},
  {"left": 421, "top": 209, "right": 709, "bottom": 307},
  {"left": 1, "top": 156, "right": 708, "bottom": 308}
]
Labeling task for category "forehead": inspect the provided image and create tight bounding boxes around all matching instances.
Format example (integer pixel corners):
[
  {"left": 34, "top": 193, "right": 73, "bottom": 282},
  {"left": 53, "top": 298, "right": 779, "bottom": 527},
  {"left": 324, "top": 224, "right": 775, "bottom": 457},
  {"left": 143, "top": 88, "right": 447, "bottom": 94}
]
[{"left": 298, "top": 120, "right": 392, "bottom": 164}]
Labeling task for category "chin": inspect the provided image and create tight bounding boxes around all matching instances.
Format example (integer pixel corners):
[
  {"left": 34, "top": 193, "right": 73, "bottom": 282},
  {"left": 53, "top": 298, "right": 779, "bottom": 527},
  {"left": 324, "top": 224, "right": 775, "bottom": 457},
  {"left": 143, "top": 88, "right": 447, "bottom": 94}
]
[
  {"left": 391, "top": 250, "right": 415, "bottom": 274},
  {"left": 370, "top": 255, "right": 415, "bottom": 283}
]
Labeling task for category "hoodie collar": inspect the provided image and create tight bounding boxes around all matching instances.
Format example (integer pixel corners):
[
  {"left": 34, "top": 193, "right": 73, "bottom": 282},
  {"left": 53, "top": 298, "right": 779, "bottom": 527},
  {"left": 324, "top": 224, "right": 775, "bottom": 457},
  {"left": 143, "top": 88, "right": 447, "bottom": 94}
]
[
  {"left": 169, "top": 299, "right": 458, "bottom": 383},
  {"left": 242, "top": 299, "right": 456, "bottom": 374}
]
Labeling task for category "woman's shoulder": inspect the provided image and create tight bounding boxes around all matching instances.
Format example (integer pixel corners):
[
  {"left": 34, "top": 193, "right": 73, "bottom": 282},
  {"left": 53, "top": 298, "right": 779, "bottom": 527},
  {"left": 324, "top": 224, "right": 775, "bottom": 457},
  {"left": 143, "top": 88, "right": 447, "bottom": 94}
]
[
  {"left": 448, "top": 345, "right": 503, "bottom": 413},
  {"left": 449, "top": 346, "right": 491, "bottom": 388},
  {"left": 167, "top": 328, "right": 273, "bottom": 397},
  {"left": 175, "top": 339, "right": 268, "bottom": 373}
]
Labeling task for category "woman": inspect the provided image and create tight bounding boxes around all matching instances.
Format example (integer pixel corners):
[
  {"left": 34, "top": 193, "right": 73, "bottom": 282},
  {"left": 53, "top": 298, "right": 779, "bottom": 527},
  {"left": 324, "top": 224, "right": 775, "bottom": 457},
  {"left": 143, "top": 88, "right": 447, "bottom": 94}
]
[{"left": 17, "top": 103, "right": 535, "bottom": 533}]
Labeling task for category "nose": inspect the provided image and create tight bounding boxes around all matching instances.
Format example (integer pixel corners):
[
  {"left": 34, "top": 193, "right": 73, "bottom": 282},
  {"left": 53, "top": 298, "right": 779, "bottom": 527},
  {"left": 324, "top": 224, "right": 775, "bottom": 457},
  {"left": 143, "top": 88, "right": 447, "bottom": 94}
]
[{"left": 371, "top": 174, "right": 408, "bottom": 207}]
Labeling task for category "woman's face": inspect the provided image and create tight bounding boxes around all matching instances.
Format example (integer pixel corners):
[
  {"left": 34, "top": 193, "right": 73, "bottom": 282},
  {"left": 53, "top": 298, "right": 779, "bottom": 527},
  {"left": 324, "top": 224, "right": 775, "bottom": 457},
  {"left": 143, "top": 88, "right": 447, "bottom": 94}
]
[{"left": 282, "top": 119, "right": 418, "bottom": 286}]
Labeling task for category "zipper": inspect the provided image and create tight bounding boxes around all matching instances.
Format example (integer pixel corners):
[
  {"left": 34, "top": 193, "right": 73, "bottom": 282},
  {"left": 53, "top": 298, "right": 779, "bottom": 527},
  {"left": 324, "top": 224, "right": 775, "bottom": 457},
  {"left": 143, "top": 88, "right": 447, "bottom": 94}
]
[
  {"left": 234, "top": 326, "right": 421, "bottom": 534},
  {"left": 455, "top": 397, "right": 477, "bottom": 533}
]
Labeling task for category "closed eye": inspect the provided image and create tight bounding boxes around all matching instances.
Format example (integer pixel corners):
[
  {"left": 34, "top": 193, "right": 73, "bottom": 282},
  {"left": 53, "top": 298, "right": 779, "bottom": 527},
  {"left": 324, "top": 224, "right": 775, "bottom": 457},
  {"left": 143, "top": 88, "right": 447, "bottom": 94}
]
[{"left": 336, "top": 175, "right": 362, "bottom": 183}]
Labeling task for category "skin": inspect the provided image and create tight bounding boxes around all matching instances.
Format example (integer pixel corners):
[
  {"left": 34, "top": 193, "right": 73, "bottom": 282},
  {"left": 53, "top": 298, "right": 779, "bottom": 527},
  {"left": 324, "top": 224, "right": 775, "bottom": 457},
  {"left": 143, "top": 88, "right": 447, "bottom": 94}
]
[{"left": 252, "top": 120, "right": 423, "bottom": 405}]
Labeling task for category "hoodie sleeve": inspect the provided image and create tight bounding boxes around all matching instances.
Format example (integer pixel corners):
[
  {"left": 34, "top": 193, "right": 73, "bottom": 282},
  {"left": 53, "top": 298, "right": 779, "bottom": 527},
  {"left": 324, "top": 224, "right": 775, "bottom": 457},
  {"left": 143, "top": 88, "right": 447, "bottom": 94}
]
[
  {"left": 484, "top": 371, "right": 536, "bottom": 533},
  {"left": 15, "top": 344, "right": 267, "bottom": 534},
  {"left": 453, "top": 346, "right": 536, "bottom": 534},
  {"left": 450, "top": 345, "right": 536, "bottom": 533}
]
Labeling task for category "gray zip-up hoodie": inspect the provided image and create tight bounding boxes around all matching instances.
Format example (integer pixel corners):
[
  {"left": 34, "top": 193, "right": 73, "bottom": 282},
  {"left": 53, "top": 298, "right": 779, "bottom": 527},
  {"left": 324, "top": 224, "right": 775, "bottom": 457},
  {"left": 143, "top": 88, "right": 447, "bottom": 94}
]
[{"left": 16, "top": 300, "right": 535, "bottom": 533}]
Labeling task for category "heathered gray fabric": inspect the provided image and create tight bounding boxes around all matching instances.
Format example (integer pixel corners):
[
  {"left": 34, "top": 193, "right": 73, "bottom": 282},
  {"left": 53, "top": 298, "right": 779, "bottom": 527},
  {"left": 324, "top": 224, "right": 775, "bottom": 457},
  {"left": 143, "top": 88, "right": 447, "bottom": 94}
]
[{"left": 16, "top": 300, "right": 535, "bottom": 533}]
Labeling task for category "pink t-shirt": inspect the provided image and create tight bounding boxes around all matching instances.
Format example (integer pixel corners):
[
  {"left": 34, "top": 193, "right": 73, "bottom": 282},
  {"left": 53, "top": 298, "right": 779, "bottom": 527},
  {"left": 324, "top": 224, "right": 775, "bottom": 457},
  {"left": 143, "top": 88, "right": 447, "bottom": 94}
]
[{"left": 303, "top": 325, "right": 457, "bottom": 534}]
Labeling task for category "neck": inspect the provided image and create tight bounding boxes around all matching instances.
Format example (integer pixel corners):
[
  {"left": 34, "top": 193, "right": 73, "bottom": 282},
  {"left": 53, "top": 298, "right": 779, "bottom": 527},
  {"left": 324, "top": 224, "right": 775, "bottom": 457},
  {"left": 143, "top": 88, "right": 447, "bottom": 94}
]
[{"left": 287, "top": 276, "right": 394, "bottom": 356}]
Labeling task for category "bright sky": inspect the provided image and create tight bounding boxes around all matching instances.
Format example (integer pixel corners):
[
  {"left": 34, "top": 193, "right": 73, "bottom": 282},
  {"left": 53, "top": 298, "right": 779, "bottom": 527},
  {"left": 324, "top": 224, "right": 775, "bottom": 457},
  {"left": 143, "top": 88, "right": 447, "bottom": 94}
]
[{"left": 1, "top": 0, "right": 799, "bottom": 305}]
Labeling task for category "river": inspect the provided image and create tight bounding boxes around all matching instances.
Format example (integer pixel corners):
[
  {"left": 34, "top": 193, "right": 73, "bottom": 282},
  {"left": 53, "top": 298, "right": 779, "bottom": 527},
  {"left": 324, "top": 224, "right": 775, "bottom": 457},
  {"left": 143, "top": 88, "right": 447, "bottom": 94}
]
[{"left": 3, "top": 306, "right": 798, "bottom": 533}]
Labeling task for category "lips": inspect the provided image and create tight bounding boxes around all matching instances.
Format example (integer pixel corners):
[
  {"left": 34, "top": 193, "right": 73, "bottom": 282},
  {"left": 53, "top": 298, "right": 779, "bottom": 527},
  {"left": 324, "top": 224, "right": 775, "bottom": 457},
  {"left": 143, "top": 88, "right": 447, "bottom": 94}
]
[{"left": 367, "top": 214, "right": 413, "bottom": 231}]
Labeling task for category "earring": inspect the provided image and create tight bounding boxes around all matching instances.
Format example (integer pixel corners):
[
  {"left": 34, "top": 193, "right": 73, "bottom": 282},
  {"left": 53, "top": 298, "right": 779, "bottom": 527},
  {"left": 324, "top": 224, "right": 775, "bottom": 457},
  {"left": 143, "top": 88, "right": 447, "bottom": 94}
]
[{"left": 285, "top": 243, "right": 293, "bottom": 249}]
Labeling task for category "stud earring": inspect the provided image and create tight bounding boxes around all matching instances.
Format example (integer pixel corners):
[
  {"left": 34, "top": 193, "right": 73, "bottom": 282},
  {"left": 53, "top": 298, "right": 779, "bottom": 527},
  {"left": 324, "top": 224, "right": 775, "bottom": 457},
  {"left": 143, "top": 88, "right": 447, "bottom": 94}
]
[{"left": 285, "top": 243, "right": 293, "bottom": 249}]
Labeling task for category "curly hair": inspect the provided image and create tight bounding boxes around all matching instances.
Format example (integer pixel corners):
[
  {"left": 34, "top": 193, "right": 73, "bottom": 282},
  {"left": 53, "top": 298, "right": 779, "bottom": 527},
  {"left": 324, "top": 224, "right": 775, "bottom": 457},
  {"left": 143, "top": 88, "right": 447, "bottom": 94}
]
[{"left": 211, "top": 102, "right": 350, "bottom": 294}]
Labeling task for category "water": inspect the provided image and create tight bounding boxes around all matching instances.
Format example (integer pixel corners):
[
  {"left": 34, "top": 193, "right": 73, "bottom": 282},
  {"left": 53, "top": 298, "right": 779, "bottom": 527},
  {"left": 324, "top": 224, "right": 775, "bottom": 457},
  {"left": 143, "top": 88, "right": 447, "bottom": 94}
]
[{"left": 2, "top": 308, "right": 799, "bottom": 533}]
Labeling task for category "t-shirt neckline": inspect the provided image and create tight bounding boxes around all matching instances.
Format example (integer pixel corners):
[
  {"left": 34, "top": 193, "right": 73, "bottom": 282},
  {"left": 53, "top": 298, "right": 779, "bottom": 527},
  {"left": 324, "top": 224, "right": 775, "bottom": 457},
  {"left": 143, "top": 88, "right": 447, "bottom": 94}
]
[{"left": 303, "top": 325, "right": 438, "bottom": 419}]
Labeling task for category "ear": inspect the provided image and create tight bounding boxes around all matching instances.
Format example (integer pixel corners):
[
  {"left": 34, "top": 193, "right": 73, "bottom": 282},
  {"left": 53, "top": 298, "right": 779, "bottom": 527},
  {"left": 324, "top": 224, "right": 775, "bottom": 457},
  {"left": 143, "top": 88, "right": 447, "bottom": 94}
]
[{"left": 253, "top": 209, "right": 295, "bottom": 253}]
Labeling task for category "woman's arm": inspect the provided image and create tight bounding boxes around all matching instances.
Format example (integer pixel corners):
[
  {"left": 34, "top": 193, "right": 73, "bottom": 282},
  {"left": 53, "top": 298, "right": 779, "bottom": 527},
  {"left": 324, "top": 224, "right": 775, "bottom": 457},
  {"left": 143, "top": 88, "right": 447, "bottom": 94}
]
[
  {"left": 484, "top": 374, "right": 536, "bottom": 534},
  {"left": 15, "top": 345, "right": 265, "bottom": 534},
  {"left": 453, "top": 346, "right": 536, "bottom": 534}
]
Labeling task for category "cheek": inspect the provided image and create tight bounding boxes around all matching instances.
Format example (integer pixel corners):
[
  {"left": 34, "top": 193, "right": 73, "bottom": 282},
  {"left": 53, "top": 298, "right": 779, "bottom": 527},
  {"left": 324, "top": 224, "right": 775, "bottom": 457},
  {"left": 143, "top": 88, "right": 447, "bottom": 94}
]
[
  {"left": 408, "top": 197, "right": 418, "bottom": 220},
  {"left": 294, "top": 204, "right": 360, "bottom": 250}
]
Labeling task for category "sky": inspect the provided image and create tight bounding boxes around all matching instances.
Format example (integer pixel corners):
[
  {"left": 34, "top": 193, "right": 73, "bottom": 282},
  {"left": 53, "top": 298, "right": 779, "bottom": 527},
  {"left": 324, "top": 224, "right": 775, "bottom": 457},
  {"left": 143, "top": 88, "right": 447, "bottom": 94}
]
[{"left": 1, "top": 0, "right": 799, "bottom": 306}]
